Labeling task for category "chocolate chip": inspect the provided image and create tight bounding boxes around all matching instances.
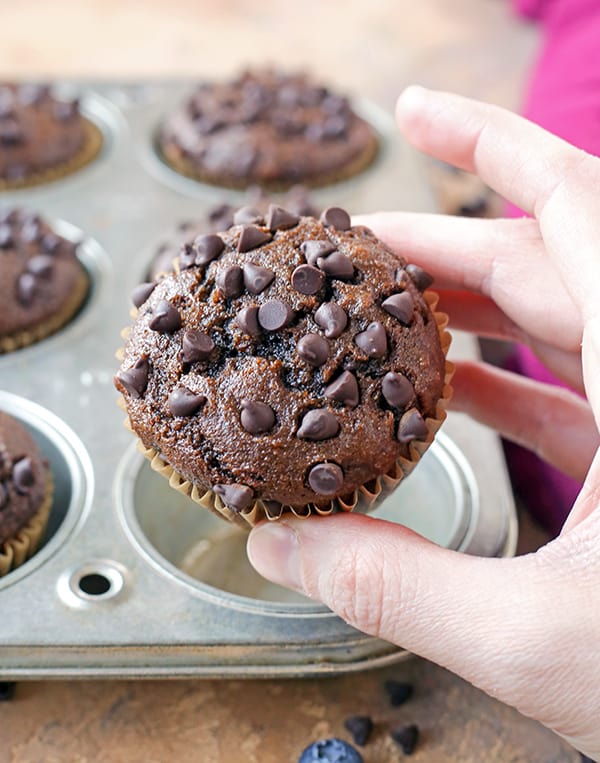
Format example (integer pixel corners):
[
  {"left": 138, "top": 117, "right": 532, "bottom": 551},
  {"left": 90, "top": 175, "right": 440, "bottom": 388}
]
[
  {"left": 41, "top": 233, "right": 60, "bottom": 254},
  {"left": 216, "top": 265, "right": 243, "bottom": 299},
  {"left": 344, "top": 716, "right": 373, "bottom": 747},
  {"left": 18, "top": 84, "right": 50, "bottom": 106},
  {"left": 382, "top": 292, "right": 414, "bottom": 325},
  {"left": 240, "top": 400, "right": 276, "bottom": 434},
  {"left": 213, "top": 483, "right": 254, "bottom": 513},
  {"left": 12, "top": 457, "right": 35, "bottom": 495},
  {"left": 21, "top": 216, "right": 42, "bottom": 243},
  {"left": 258, "top": 300, "right": 293, "bottom": 331},
  {"left": 314, "top": 302, "right": 347, "bottom": 338},
  {"left": 234, "top": 305, "right": 261, "bottom": 337},
  {"left": 301, "top": 240, "right": 336, "bottom": 266},
  {"left": 322, "top": 115, "right": 348, "bottom": 139},
  {"left": 355, "top": 322, "right": 387, "bottom": 358},
  {"left": 0, "top": 224, "right": 14, "bottom": 249},
  {"left": 391, "top": 724, "right": 419, "bottom": 755},
  {"left": 243, "top": 263, "right": 275, "bottom": 294},
  {"left": 382, "top": 373, "right": 415, "bottom": 409},
  {"left": 178, "top": 243, "right": 196, "bottom": 270},
  {"left": 53, "top": 99, "right": 79, "bottom": 121},
  {"left": 384, "top": 680, "right": 413, "bottom": 706},
  {"left": 167, "top": 386, "right": 206, "bottom": 417},
  {"left": 394, "top": 268, "right": 410, "bottom": 289},
  {"left": 237, "top": 225, "right": 272, "bottom": 253},
  {"left": 149, "top": 300, "right": 182, "bottom": 334},
  {"left": 233, "top": 206, "right": 264, "bottom": 226},
  {"left": 324, "top": 371, "right": 360, "bottom": 408},
  {"left": 322, "top": 94, "right": 349, "bottom": 115},
  {"left": 297, "top": 409, "right": 339, "bottom": 441},
  {"left": 17, "top": 273, "right": 36, "bottom": 305},
  {"left": 397, "top": 409, "right": 428, "bottom": 444},
  {"left": 0, "top": 120, "right": 23, "bottom": 146},
  {"left": 308, "top": 463, "right": 344, "bottom": 496},
  {"left": 181, "top": 329, "right": 214, "bottom": 362},
  {"left": 115, "top": 357, "right": 150, "bottom": 399},
  {"left": 316, "top": 251, "right": 354, "bottom": 280},
  {"left": 208, "top": 202, "right": 236, "bottom": 229},
  {"left": 320, "top": 207, "right": 351, "bottom": 231},
  {"left": 291, "top": 264, "right": 324, "bottom": 295},
  {"left": 304, "top": 122, "right": 325, "bottom": 143},
  {"left": 265, "top": 204, "right": 300, "bottom": 231},
  {"left": 296, "top": 334, "right": 329, "bottom": 367},
  {"left": 193, "top": 234, "right": 225, "bottom": 265},
  {"left": 406, "top": 263, "right": 434, "bottom": 291},
  {"left": 27, "top": 255, "right": 53, "bottom": 278},
  {"left": 131, "top": 281, "right": 156, "bottom": 308}
]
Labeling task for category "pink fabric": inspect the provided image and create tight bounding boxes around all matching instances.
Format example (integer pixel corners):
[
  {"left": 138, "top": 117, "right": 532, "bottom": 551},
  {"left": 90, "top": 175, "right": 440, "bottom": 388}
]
[{"left": 504, "top": 0, "right": 600, "bottom": 533}]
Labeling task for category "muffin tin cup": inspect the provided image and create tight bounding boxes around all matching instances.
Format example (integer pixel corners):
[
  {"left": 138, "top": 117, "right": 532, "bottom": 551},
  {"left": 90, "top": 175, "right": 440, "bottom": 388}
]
[{"left": 0, "top": 83, "right": 517, "bottom": 678}]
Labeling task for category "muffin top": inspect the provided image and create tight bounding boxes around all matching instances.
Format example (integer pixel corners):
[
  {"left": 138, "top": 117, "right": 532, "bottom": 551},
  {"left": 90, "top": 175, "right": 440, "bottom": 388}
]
[
  {"left": 116, "top": 206, "right": 446, "bottom": 512},
  {"left": 0, "top": 411, "right": 48, "bottom": 546},
  {"left": 0, "top": 207, "right": 88, "bottom": 341},
  {"left": 0, "top": 84, "right": 85, "bottom": 181},
  {"left": 159, "top": 69, "right": 378, "bottom": 189}
]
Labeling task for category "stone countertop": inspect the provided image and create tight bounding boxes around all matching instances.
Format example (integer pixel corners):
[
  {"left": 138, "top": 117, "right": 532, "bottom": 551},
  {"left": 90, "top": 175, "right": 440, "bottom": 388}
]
[{"left": 0, "top": 1, "right": 578, "bottom": 761}]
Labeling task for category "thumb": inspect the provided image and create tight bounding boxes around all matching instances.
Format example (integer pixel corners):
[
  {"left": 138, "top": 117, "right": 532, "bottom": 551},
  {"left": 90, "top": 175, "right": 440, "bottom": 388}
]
[{"left": 246, "top": 512, "right": 600, "bottom": 744}]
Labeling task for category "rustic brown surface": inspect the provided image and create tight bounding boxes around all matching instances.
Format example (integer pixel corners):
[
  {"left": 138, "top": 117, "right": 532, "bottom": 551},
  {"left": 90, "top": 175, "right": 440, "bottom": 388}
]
[{"left": 0, "top": 1, "right": 578, "bottom": 761}]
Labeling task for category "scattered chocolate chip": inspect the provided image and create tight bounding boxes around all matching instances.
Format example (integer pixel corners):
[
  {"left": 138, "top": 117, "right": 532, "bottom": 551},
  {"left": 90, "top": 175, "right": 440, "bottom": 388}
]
[
  {"left": 237, "top": 225, "right": 272, "bottom": 253},
  {"left": 18, "top": 84, "right": 50, "bottom": 106},
  {"left": 384, "top": 680, "right": 414, "bottom": 706},
  {"left": 322, "top": 115, "right": 348, "bottom": 139},
  {"left": 296, "top": 334, "right": 329, "bottom": 367},
  {"left": 208, "top": 202, "right": 236, "bottom": 229},
  {"left": 394, "top": 268, "right": 409, "bottom": 289},
  {"left": 304, "top": 122, "right": 325, "bottom": 143},
  {"left": 53, "top": 99, "right": 79, "bottom": 121},
  {"left": 27, "top": 255, "right": 53, "bottom": 278},
  {"left": 131, "top": 281, "right": 156, "bottom": 308},
  {"left": 298, "top": 738, "right": 364, "bottom": 763},
  {"left": 181, "top": 329, "right": 214, "bottom": 363},
  {"left": 216, "top": 265, "right": 244, "bottom": 299},
  {"left": 316, "top": 251, "right": 354, "bottom": 280},
  {"left": 397, "top": 409, "right": 428, "bottom": 444},
  {"left": 405, "top": 263, "right": 434, "bottom": 291},
  {"left": 213, "top": 483, "right": 254, "bottom": 513},
  {"left": 382, "top": 292, "right": 414, "bottom": 325},
  {"left": 291, "top": 264, "right": 324, "bottom": 295},
  {"left": 178, "top": 243, "right": 196, "bottom": 270},
  {"left": 39, "top": 233, "right": 60, "bottom": 255},
  {"left": 382, "top": 373, "right": 415, "bottom": 409},
  {"left": 322, "top": 94, "right": 349, "bottom": 115},
  {"left": 167, "top": 386, "right": 206, "bottom": 417},
  {"left": 297, "top": 409, "right": 339, "bottom": 441},
  {"left": 320, "top": 206, "right": 351, "bottom": 231},
  {"left": 12, "top": 457, "right": 35, "bottom": 495},
  {"left": 344, "top": 716, "right": 373, "bottom": 747},
  {"left": 193, "top": 233, "right": 225, "bottom": 265},
  {"left": 265, "top": 204, "right": 300, "bottom": 231},
  {"left": 391, "top": 724, "right": 419, "bottom": 755},
  {"left": 355, "top": 322, "right": 387, "bottom": 358},
  {"left": 243, "top": 263, "right": 275, "bottom": 294},
  {"left": 0, "top": 224, "right": 13, "bottom": 249},
  {"left": 21, "top": 215, "right": 41, "bottom": 243},
  {"left": 241, "top": 400, "right": 276, "bottom": 434},
  {"left": 314, "top": 302, "right": 347, "bottom": 338},
  {"left": 233, "top": 206, "right": 264, "bottom": 226},
  {"left": 234, "top": 305, "right": 261, "bottom": 337},
  {"left": 301, "top": 240, "right": 336, "bottom": 266},
  {"left": 17, "top": 273, "right": 36, "bottom": 305},
  {"left": 308, "top": 463, "right": 344, "bottom": 496},
  {"left": 324, "top": 371, "right": 360, "bottom": 408},
  {"left": 149, "top": 300, "right": 182, "bottom": 334},
  {"left": 115, "top": 356, "right": 149, "bottom": 399},
  {"left": 258, "top": 300, "right": 293, "bottom": 331}
]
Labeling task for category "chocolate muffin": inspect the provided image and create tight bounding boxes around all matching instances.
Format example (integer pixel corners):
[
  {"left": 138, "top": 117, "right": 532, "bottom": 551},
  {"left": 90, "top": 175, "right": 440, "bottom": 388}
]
[
  {"left": 158, "top": 70, "right": 378, "bottom": 190},
  {"left": 0, "top": 83, "right": 101, "bottom": 188},
  {"left": 0, "top": 208, "right": 89, "bottom": 353},
  {"left": 116, "top": 206, "right": 451, "bottom": 527},
  {"left": 0, "top": 411, "right": 52, "bottom": 576},
  {"left": 147, "top": 186, "right": 319, "bottom": 281}
]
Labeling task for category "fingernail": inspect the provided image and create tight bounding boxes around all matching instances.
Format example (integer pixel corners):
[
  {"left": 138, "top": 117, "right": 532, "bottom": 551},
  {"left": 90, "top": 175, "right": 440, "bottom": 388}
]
[
  {"left": 398, "top": 85, "right": 428, "bottom": 112},
  {"left": 247, "top": 522, "right": 303, "bottom": 592}
]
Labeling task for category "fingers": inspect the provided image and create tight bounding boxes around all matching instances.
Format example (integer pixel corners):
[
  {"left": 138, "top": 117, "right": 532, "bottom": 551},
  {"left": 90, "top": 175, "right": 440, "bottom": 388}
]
[
  {"left": 451, "top": 361, "right": 598, "bottom": 482},
  {"left": 353, "top": 211, "right": 581, "bottom": 351}
]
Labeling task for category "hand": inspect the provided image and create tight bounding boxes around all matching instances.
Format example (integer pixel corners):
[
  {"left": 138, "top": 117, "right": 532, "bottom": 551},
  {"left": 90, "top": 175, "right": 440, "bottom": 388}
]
[{"left": 247, "top": 87, "right": 600, "bottom": 758}]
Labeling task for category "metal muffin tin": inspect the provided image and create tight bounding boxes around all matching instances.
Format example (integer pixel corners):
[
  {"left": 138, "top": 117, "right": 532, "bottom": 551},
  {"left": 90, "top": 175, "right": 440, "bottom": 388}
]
[{"left": 0, "top": 83, "right": 517, "bottom": 678}]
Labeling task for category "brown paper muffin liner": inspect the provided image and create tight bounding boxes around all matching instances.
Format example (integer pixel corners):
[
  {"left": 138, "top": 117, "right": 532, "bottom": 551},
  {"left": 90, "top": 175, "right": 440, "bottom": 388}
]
[
  {"left": 117, "top": 290, "right": 453, "bottom": 530},
  {"left": 0, "top": 118, "right": 103, "bottom": 192},
  {"left": 0, "top": 268, "right": 89, "bottom": 354},
  {"left": 158, "top": 134, "right": 379, "bottom": 192},
  {"left": 0, "top": 472, "right": 53, "bottom": 577}
]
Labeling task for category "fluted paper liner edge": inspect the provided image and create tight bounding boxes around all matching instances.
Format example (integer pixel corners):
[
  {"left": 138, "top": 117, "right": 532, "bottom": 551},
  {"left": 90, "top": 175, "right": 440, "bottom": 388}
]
[{"left": 118, "top": 288, "right": 453, "bottom": 530}]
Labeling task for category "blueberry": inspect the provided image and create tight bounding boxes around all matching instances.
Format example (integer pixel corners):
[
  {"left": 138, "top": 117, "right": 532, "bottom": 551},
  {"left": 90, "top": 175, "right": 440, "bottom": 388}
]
[{"left": 298, "top": 737, "right": 364, "bottom": 763}]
